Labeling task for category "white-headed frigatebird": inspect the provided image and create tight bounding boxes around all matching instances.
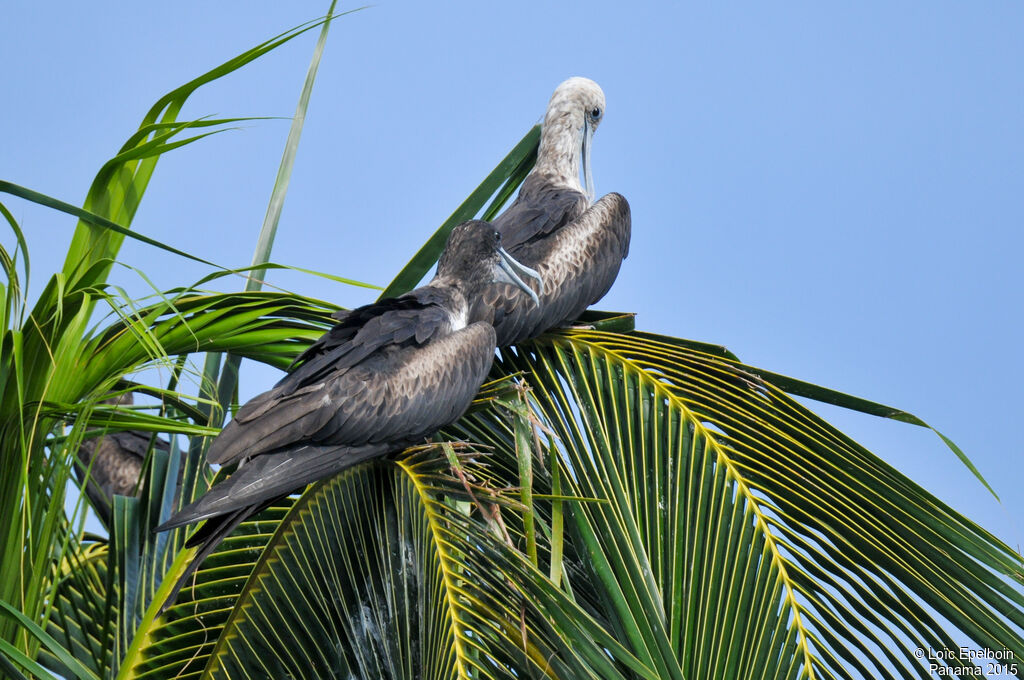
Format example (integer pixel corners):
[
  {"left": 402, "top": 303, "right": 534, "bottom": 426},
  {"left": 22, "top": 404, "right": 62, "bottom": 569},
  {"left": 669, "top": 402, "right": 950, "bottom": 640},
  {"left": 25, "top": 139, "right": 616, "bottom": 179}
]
[
  {"left": 155, "top": 220, "right": 541, "bottom": 610},
  {"left": 481, "top": 77, "right": 631, "bottom": 346}
]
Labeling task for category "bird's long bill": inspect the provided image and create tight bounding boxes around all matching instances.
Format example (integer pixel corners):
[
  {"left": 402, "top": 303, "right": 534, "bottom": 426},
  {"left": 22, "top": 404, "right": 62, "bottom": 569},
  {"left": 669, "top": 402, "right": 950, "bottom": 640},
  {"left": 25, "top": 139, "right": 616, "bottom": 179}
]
[
  {"left": 494, "top": 247, "right": 543, "bottom": 307},
  {"left": 581, "top": 118, "right": 595, "bottom": 203}
]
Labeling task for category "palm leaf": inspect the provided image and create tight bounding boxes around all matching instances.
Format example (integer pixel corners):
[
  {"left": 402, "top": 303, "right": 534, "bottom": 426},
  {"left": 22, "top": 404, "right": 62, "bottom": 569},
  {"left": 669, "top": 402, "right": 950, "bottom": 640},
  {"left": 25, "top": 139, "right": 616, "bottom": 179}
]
[
  {"left": 77, "top": 290, "right": 336, "bottom": 396},
  {"left": 0, "top": 599, "right": 101, "bottom": 680},
  {"left": 93, "top": 317, "right": 1024, "bottom": 679},
  {"left": 42, "top": 541, "right": 116, "bottom": 679},
  {"left": 114, "top": 500, "right": 294, "bottom": 680},
  {"left": 58, "top": 13, "right": 349, "bottom": 287},
  {"left": 630, "top": 329, "right": 996, "bottom": 496},
  {"left": 473, "top": 329, "right": 1024, "bottom": 679},
  {"left": 197, "top": 447, "right": 649, "bottom": 680},
  {"left": 0, "top": 13, "right": 351, "bottom": 655},
  {"left": 378, "top": 124, "right": 540, "bottom": 299},
  {"left": 212, "top": 0, "right": 343, "bottom": 452}
]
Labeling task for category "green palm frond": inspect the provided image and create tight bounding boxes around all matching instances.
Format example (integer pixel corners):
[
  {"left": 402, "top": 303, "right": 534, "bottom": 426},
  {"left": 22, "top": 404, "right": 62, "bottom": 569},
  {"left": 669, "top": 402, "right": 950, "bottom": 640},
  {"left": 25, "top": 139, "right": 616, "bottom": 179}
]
[
  {"left": 67, "top": 317, "right": 1023, "bottom": 680},
  {"left": 59, "top": 13, "right": 347, "bottom": 288},
  {"left": 196, "top": 447, "right": 646, "bottom": 680},
  {"left": 38, "top": 302, "right": 1022, "bottom": 680},
  {"left": 44, "top": 541, "right": 115, "bottom": 679},
  {"left": 115, "top": 500, "right": 294, "bottom": 680},
  {"left": 0, "top": 13, "right": 353, "bottom": 657},
  {"left": 459, "top": 329, "right": 1024, "bottom": 679}
]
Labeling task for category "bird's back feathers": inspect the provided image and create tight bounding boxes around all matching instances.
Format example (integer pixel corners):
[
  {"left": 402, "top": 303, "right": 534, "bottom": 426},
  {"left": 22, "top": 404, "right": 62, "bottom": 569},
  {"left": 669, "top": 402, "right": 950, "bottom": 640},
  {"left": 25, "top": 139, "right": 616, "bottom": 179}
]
[
  {"left": 485, "top": 192, "right": 631, "bottom": 346},
  {"left": 492, "top": 174, "right": 589, "bottom": 251}
]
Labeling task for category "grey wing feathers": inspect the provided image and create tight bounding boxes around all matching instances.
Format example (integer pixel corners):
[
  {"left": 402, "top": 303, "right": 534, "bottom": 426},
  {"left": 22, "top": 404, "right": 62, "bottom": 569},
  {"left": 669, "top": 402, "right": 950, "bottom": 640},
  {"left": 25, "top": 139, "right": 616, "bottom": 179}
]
[
  {"left": 494, "top": 177, "right": 588, "bottom": 251},
  {"left": 308, "top": 322, "right": 497, "bottom": 448},
  {"left": 206, "top": 382, "right": 339, "bottom": 465},
  {"left": 170, "top": 323, "right": 498, "bottom": 527},
  {"left": 76, "top": 430, "right": 173, "bottom": 527},
  {"left": 282, "top": 289, "right": 451, "bottom": 393},
  {"left": 488, "top": 192, "right": 630, "bottom": 346},
  {"left": 207, "top": 290, "right": 453, "bottom": 466}
]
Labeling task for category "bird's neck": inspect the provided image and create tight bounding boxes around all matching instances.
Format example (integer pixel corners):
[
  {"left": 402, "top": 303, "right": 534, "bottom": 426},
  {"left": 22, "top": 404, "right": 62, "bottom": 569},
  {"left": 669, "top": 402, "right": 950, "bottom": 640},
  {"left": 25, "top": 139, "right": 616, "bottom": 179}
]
[
  {"left": 534, "top": 116, "right": 584, "bottom": 192},
  {"left": 428, "top": 277, "right": 474, "bottom": 330},
  {"left": 428, "top": 276, "right": 470, "bottom": 309}
]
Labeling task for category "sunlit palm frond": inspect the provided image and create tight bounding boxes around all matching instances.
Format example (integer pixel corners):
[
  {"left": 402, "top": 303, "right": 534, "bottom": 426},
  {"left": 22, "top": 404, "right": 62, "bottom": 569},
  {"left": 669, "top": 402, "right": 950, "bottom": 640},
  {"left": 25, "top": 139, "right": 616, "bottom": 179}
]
[
  {"left": 194, "top": 446, "right": 646, "bottom": 680},
  {"left": 465, "top": 329, "right": 1024, "bottom": 679}
]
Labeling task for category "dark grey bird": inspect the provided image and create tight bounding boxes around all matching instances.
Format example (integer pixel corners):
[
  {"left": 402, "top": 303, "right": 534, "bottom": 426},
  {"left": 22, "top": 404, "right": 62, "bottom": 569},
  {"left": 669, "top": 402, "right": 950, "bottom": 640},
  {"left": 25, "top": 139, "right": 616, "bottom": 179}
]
[
  {"left": 155, "top": 220, "right": 540, "bottom": 608},
  {"left": 482, "top": 77, "right": 631, "bottom": 346},
  {"left": 74, "top": 393, "right": 172, "bottom": 528}
]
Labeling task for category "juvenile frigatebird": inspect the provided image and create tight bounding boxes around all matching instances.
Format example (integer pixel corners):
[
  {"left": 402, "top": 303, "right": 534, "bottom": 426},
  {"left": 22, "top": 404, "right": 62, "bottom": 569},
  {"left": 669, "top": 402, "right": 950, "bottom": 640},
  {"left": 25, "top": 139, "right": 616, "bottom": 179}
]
[
  {"left": 483, "top": 77, "right": 631, "bottom": 346},
  {"left": 156, "top": 221, "right": 540, "bottom": 608},
  {"left": 74, "top": 393, "right": 173, "bottom": 527}
]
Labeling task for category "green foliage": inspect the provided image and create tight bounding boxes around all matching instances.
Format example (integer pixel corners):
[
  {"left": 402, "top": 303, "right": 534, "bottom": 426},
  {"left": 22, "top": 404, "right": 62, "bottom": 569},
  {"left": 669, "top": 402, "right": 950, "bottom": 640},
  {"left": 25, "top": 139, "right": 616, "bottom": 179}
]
[
  {"left": 477, "top": 331, "right": 1024, "bottom": 678},
  {"left": 2, "top": 9, "right": 1022, "bottom": 680},
  {"left": 0, "top": 8, "right": 347, "bottom": 667}
]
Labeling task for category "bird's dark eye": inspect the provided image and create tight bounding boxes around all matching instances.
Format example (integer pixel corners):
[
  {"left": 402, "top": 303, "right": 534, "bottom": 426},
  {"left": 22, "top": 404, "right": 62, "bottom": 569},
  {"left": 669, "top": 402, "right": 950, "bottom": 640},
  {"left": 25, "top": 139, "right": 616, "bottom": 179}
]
[
  {"left": 493, "top": 230, "right": 501, "bottom": 241},
  {"left": 590, "top": 107, "right": 602, "bottom": 120}
]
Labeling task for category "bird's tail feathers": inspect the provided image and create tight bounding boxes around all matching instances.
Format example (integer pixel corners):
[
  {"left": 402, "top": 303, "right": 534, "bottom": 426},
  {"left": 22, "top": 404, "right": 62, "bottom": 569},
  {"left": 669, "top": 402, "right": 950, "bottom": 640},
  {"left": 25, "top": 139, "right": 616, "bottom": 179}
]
[
  {"left": 153, "top": 442, "right": 393, "bottom": 612},
  {"left": 156, "top": 442, "right": 388, "bottom": 533},
  {"left": 157, "top": 507, "right": 254, "bottom": 615}
]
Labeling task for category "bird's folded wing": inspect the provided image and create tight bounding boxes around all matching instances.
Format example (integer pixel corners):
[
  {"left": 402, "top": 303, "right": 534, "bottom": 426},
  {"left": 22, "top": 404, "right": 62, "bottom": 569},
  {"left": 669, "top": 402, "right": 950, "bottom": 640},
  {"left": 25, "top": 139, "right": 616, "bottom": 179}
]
[
  {"left": 487, "top": 192, "right": 631, "bottom": 345},
  {"left": 494, "top": 179, "right": 588, "bottom": 251},
  {"left": 281, "top": 291, "right": 451, "bottom": 393},
  {"left": 170, "top": 323, "right": 497, "bottom": 528},
  {"left": 315, "top": 323, "right": 497, "bottom": 447},
  {"left": 206, "top": 381, "right": 340, "bottom": 465},
  {"left": 207, "top": 308, "right": 483, "bottom": 467}
]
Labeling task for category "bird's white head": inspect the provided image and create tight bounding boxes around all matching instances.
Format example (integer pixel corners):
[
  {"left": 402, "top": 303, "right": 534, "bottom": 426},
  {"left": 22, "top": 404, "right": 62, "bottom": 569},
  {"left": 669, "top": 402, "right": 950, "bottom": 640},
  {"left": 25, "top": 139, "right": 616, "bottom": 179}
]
[{"left": 537, "top": 77, "right": 607, "bottom": 202}]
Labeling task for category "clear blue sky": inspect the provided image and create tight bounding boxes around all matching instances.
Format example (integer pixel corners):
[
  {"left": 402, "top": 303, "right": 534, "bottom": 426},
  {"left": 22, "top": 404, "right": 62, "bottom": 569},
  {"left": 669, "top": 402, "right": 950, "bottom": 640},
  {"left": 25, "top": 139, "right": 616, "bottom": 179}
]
[{"left": 2, "top": 2, "right": 1021, "bottom": 555}]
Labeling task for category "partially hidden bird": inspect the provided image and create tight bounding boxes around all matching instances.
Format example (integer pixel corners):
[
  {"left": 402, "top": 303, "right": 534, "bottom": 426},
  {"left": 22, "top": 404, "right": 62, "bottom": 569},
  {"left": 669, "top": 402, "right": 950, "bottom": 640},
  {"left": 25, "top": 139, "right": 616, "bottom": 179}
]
[
  {"left": 74, "top": 393, "right": 173, "bottom": 528},
  {"left": 156, "top": 220, "right": 541, "bottom": 609},
  {"left": 481, "top": 76, "right": 631, "bottom": 346}
]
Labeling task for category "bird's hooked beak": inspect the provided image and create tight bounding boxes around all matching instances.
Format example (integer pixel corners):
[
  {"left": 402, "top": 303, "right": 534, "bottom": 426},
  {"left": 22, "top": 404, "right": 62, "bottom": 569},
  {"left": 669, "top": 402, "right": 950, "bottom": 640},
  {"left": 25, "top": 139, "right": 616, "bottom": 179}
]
[
  {"left": 494, "top": 247, "right": 543, "bottom": 307},
  {"left": 581, "top": 117, "right": 595, "bottom": 203}
]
